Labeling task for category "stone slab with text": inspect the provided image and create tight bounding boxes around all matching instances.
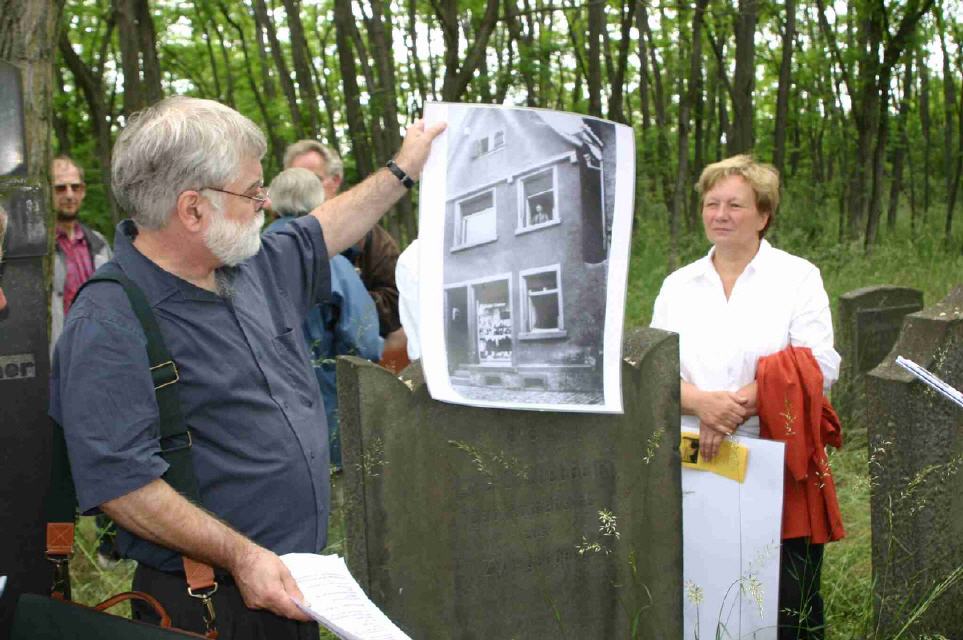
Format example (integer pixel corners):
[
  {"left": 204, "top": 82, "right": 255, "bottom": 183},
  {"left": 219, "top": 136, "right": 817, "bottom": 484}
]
[
  {"left": 864, "top": 286, "right": 963, "bottom": 638},
  {"left": 337, "top": 327, "right": 682, "bottom": 639}
]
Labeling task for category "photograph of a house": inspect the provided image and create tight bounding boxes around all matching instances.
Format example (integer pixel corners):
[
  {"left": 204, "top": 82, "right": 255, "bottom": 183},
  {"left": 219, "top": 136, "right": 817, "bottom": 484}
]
[{"left": 418, "top": 104, "right": 634, "bottom": 413}]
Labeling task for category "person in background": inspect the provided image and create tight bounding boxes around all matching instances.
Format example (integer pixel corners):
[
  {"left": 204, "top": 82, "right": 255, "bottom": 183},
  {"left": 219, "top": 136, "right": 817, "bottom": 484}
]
[
  {"left": 651, "top": 155, "right": 844, "bottom": 640},
  {"left": 395, "top": 238, "right": 420, "bottom": 362},
  {"left": 266, "top": 167, "right": 383, "bottom": 471},
  {"left": 51, "top": 155, "right": 112, "bottom": 354},
  {"left": 283, "top": 140, "right": 407, "bottom": 364}
]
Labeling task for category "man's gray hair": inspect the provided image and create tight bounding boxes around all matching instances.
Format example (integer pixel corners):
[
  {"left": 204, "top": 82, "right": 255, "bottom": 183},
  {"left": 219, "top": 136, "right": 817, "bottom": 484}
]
[
  {"left": 283, "top": 140, "right": 344, "bottom": 179},
  {"left": 268, "top": 168, "right": 325, "bottom": 217},
  {"left": 112, "top": 96, "right": 267, "bottom": 229}
]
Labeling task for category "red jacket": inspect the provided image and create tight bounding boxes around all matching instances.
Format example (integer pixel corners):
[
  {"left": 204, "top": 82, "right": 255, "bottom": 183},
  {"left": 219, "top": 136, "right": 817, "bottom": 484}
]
[{"left": 757, "top": 346, "right": 846, "bottom": 544}]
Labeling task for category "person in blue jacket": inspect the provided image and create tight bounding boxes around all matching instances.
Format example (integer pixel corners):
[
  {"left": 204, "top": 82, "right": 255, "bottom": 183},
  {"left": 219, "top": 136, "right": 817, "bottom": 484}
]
[{"left": 266, "top": 167, "right": 383, "bottom": 470}]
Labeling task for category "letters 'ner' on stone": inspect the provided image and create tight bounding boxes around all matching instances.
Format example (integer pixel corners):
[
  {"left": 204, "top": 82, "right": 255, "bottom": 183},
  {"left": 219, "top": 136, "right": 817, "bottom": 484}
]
[
  {"left": 864, "top": 285, "right": 963, "bottom": 639},
  {"left": 338, "top": 327, "right": 682, "bottom": 640}
]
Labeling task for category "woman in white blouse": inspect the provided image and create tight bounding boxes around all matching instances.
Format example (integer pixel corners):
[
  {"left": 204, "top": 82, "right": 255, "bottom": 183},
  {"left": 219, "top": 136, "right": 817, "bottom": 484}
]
[{"left": 651, "top": 155, "right": 841, "bottom": 640}]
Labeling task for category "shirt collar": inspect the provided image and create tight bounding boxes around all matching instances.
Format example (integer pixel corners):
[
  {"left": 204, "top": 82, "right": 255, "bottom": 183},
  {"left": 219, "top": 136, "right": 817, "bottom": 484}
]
[
  {"left": 56, "top": 223, "right": 85, "bottom": 242},
  {"left": 113, "top": 219, "right": 220, "bottom": 306},
  {"left": 694, "top": 238, "right": 772, "bottom": 281}
]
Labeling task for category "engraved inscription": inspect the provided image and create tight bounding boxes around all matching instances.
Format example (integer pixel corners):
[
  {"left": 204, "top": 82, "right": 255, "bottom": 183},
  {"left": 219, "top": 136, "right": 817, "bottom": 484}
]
[{"left": 0, "top": 353, "right": 36, "bottom": 380}]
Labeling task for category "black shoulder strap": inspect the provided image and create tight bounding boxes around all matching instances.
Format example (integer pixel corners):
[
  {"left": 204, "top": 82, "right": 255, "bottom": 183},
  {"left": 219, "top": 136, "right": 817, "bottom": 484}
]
[
  {"left": 47, "top": 263, "right": 219, "bottom": 626},
  {"left": 47, "top": 263, "right": 202, "bottom": 526},
  {"left": 79, "top": 263, "right": 202, "bottom": 501}
]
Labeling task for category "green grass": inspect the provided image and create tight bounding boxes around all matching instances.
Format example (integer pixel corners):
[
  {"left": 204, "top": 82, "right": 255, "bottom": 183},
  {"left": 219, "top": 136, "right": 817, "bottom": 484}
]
[{"left": 69, "top": 199, "right": 963, "bottom": 638}]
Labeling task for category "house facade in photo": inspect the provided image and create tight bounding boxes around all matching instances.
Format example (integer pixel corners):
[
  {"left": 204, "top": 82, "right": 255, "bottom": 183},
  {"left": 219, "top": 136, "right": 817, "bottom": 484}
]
[{"left": 442, "top": 107, "right": 615, "bottom": 399}]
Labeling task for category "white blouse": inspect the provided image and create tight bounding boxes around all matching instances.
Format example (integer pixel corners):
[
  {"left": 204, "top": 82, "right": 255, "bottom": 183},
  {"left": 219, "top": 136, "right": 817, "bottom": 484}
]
[{"left": 650, "top": 239, "right": 841, "bottom": 438}]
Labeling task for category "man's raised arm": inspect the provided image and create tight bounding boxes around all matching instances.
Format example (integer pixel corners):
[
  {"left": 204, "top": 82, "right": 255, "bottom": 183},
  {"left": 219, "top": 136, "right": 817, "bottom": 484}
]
[{"left": 311, "top": 119, "right": 446, "bottom": 256}]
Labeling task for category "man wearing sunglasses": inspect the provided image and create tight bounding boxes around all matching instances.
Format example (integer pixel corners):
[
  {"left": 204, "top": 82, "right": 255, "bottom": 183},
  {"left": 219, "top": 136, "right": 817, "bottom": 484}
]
[{"left": 51, "top": 155, "right": 112, "bottom": 355}]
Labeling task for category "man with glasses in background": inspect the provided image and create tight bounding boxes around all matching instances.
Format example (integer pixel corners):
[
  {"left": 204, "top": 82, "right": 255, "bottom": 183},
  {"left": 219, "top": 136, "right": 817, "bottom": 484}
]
[{"left": 51, "top": 155, "right": 112, "bottom": 353}]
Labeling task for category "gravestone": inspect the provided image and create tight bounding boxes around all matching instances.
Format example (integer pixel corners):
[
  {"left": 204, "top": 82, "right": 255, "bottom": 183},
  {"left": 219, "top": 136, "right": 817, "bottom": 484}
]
[
  {"left": 338, "top": 327, "right": 682, "bottom": 639},
  {"left": 836, "top": 286, "right": 923, "bottom": 416},
  {"left": 864, "top": 286, "right": 963, "bottom": 639},
  {"left": 0, "top": 60, "right": 53, "bottom": 633}
]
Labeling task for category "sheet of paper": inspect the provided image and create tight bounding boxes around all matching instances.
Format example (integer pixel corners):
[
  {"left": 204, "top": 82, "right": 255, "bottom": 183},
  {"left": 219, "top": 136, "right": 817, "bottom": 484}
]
[
  {"left": 281, "top": 553, "right": 411, "bottom": 640},
  {"left": 896, "top": 355, "right": 963, "bottom": 408},
  {"left": 680, "top": 432, "right": 750, "bottom": 483},
  {"left": 418, "top": 102, "right": 635, "bottom": 414},
  {"left": 682, "top": 431, "right": 785, "bottom": 640}
]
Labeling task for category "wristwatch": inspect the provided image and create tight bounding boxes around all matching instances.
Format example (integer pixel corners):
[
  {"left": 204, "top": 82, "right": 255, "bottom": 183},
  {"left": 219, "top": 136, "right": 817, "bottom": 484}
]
[{"left": 386, "top": 159, "right": 415, "bottom": 189}]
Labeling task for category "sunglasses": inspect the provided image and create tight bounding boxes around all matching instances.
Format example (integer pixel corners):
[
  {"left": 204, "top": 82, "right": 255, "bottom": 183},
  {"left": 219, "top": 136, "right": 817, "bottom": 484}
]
[{"left": 53, "top": 183, "right": 86, "bottom": 193}]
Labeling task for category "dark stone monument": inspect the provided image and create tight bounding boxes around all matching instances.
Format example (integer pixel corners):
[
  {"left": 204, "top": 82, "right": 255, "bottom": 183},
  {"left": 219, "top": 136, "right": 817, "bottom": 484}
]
[
  {"left": 836, "top": 286, "right": 923, "bottom": 416},
  {"left": 0, "top": 60, "right": 54, "bottom": 633},
  {"left": 864, "top": 286, "right": 963, "bottom": 638},
  {"left": 338, "top": 327, "right": 682, "bottom": 639}
]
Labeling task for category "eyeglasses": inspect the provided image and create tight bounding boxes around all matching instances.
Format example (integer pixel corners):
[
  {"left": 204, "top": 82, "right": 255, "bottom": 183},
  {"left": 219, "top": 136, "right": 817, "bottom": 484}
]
[
  {"left": 53, "top": 183, "right": 85, "bottom": 193},
  {"left": 202, "top": 186, "right": 268, "bottom": 212}
]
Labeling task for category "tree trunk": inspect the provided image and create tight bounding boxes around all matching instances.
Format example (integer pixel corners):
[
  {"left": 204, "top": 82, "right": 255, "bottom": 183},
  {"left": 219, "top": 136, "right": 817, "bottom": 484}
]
[
  {"left": 919, "top": 52, "right": 931, "bottom": 224},
  {"left": 365, "top": 0, "right": 412, "bottom": 239},
  {"left": 687, "top": 0, "right": 707, "bottom": 230},
  {"left": 0, "top": 0, "right": 63, "bottom": 177},
  {"left": 436, "top": 0, "right": 499, "bottom": 101},
  {"left": 937, "top": 15, "right": 958, "bottom": 239},
  {"left": 333, "top": 0, "right": 374, "bottom": 179},
  {"left": 864, "top": 0, "right": 935, "bottom": 249},
  {"left": 135, "top": 0, "right": 161, "bottom": 103},
  {"left": 281, "top": 0, "right": 321, "bottom": 136},
  {"left": 217, "top": 3, "right": 285, "bottom": 169},
  {"left": 729, "top": 0, "right": 757, "bottom": 155},
  {"left": 252, "top": 0, "right": 305, "bottom": 140},
  {"left": 887, "top": 59, "right": 913, "bottom": 231},
  {"left": 59, "top": 30, "right": 120, "bottom": 223},
  {"left": 586, "top": 0, "right": 602, "bottom": 117},
  {"left": 607, "top": 1, "right": 636, "bottom": 123},
  {"left": 772, "top": 0, "right": 796, "bottom": 177}
]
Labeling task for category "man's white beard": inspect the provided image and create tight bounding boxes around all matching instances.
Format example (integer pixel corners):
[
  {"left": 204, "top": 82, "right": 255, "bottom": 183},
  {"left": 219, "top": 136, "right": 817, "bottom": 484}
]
[{"left": 204, "top": 204, "right": 264, "bottom": 267}]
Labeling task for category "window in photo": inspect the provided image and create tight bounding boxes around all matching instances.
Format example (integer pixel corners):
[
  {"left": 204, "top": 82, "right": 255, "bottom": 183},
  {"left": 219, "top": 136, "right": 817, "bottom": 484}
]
[
  {"left": 521, "top": 267, "right": 562, "bottom": 332},
  {"left": 455, "top": 189, "right": 496, "bottom": 248},
  {"left": 519, "top": 168, "right": 556, "bottom": 228},
  {"left": 473, "top": 129, "right": 505, "bottom": 158}
]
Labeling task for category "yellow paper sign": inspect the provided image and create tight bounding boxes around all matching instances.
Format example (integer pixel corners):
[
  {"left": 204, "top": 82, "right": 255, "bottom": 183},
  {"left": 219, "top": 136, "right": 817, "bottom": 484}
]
[{"left": 679, "top": 433, "right": 749, "bottom": 483}]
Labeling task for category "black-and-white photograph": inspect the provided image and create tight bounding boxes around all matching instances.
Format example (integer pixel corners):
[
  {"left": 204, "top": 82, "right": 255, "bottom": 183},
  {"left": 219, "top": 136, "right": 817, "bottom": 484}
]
[{"left": 419, "top": 104, "right": 634, "bottom": 413}]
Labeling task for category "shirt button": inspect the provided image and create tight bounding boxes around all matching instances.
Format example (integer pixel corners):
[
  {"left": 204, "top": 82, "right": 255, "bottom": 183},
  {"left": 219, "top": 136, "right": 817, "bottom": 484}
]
[{"left": 301, "top": 397, "right": 313, "bottom": 407}]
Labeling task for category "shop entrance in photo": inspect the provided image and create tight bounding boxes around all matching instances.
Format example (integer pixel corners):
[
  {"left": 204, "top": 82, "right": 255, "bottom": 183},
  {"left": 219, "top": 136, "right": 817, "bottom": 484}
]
[{"left": 474, "top": 279, "right": 512, "bottom": 364}]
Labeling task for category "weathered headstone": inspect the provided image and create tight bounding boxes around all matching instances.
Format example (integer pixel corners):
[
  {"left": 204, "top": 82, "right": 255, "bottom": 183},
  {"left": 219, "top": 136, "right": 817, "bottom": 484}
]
[
  {"left": 864, "top": 286, "right": 963, "bottom": 638},
  {"left": 836, "top": 286, "right": 923, "bottom": 416},
  {"left": 0, "top": 60, "right": 53, "bottom": 633},
  {"left": 338, "top": 327, "right": 682, "bottom": 639}
]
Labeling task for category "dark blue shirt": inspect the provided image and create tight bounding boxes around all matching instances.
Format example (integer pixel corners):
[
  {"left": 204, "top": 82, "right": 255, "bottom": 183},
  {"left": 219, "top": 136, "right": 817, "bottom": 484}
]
[
  {"left": 266, "top": 215, "right": 383, "bottom": 467},
  {"left": 49, "top": 217, "right": 332, "bottom": 572}
]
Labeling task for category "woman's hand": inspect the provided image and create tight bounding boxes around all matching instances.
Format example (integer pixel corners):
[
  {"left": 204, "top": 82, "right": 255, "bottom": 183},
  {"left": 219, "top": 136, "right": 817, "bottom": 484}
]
[
  {"left": 735, "top": 381, "right": 758, "bottom": 418},
  {"left": 699, "top": 421, "right": 727, "bottom": 462},
  {"left": 682, "top": 382, "right": 749, "bottom": 434}
]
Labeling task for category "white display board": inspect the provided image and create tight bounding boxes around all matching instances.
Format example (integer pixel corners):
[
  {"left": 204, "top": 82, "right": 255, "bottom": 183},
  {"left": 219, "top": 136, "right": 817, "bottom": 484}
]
[
  {"left": 418, "top": 102, "right": 634, "bottom": 413},
  {"left": 682, "top": 431, "right": 786, "bottom": 640}
]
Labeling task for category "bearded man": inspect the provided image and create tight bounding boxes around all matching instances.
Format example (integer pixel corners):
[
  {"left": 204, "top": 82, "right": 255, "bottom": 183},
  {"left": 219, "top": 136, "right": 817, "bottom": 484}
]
[
  {"left": 50, "top": 155, "right": 112, "bottom": 353},
  {"left": 49, "top": 96, "right": 443, "bottom": 639}
]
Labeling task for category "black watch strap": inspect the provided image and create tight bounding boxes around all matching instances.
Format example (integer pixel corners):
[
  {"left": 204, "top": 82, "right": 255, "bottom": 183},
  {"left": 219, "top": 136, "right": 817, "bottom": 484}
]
[{"left": 386, "top": 159, "right": 415, "bottom": 189}]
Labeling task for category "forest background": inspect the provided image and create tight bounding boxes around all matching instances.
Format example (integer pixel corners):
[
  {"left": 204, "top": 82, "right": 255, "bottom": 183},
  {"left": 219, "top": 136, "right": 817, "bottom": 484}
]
[{"left": 2, "top": 0, "right": 963, "bottom": 637}]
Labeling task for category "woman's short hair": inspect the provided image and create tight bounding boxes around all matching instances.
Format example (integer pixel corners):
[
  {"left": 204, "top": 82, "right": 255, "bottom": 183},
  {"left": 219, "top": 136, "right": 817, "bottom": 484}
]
[
  {"left": 112, "top": 96, "right": 267, "bottom": 230},
  {"left": 268, "top": 168, "right": 326, "bottom": 217},
  {"left": 696, "top": 155, "right": 780, "bottom": 236}
]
